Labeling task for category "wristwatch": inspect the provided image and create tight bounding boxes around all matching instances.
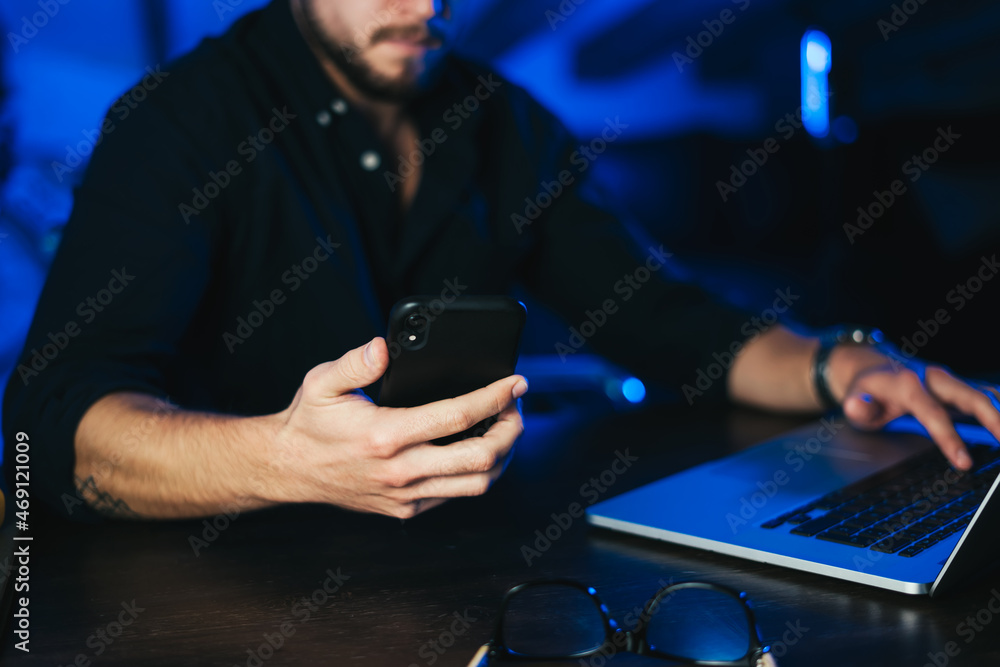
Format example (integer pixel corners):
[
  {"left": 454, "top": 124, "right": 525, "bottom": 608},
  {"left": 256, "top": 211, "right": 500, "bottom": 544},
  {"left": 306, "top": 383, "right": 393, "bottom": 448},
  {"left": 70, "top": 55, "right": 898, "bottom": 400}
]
[{"left": 811, "top": 325, "right": 885, "bottom": 410}]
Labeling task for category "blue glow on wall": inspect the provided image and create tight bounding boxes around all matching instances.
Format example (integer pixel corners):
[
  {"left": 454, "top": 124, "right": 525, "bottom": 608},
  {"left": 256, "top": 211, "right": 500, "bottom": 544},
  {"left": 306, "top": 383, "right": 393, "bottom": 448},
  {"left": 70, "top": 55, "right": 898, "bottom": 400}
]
[{"left": 831, "top": 115, "right": 858, "bottom": 144}]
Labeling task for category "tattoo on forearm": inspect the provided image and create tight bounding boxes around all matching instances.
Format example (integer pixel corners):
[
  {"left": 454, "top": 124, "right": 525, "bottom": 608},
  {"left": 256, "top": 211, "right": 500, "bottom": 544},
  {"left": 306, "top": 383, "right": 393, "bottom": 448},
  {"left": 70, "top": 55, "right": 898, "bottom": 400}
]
[{"left": 75, "top": 475, "right": 142, "bottom": 518}]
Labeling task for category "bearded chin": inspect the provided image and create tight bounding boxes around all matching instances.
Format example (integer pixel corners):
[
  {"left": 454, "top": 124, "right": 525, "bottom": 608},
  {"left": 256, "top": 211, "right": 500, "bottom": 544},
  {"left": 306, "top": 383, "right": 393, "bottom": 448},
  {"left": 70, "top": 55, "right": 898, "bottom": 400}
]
[
  {"left": 299, "top": 0, "right": 432, "bottom": 103},
  {"left": 326, "top": 42, "right": 423, "bottom": 103}
]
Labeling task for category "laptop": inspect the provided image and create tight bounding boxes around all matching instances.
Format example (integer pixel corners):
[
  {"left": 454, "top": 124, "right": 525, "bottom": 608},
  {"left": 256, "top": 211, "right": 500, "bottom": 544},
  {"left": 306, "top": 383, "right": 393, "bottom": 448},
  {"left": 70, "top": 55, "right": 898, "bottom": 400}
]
[{"left": 587, "top": 416, "right": 1000, "bottom": 596}]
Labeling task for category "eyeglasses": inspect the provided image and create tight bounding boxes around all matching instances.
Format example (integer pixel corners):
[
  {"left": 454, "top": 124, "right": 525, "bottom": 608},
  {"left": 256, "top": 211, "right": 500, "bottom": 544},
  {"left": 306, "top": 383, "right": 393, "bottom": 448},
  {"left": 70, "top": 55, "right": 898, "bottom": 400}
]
[{"left": 467, "top": 579, "right": 776, "bottom": 667}]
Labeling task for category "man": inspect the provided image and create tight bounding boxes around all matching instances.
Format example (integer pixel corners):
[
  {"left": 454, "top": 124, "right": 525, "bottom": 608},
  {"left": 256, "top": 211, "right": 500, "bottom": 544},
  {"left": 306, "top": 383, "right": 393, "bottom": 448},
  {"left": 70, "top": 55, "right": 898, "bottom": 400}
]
[{"left": 3, "top": 0, "right": 998, "bottom": 522}]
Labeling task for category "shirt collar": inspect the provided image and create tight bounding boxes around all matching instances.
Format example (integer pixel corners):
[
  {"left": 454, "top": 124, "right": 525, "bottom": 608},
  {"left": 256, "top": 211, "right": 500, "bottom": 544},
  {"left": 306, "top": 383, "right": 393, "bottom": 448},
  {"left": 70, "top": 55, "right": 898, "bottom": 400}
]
[{"left": 248, "top": 0, "right": 347, "bottom": 126}]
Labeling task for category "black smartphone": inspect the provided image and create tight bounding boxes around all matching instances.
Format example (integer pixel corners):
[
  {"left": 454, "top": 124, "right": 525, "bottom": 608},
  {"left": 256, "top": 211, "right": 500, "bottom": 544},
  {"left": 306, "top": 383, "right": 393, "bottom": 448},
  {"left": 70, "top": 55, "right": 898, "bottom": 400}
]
[{"left": 378, "top": 295, "right": 526, "bottom": 444}]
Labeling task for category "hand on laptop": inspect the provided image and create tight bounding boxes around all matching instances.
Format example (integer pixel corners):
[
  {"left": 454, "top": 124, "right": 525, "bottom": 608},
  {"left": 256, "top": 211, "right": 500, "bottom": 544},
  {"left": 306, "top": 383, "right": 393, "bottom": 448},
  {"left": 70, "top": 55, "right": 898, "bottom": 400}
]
[{"left": 830, "top": 344, "right": 999, "bottom": 470}]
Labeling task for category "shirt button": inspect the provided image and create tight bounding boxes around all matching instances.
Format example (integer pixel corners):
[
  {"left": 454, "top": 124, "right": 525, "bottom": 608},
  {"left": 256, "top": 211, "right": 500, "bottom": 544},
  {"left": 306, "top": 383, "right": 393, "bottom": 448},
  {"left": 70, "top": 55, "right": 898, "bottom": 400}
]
[
  {"left": 331, "top": 98, "right": 348, "bottom": 115},
  {"left": 360, "top": 150, "right": 381, "bottom": 171},
  {"left": 316, "top": 110, "right": 332, "bottom": 126}
]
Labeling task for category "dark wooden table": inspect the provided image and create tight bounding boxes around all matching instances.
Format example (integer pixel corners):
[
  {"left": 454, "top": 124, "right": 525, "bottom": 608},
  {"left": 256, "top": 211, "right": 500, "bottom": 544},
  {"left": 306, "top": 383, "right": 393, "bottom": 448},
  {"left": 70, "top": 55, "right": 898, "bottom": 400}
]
[{"left": 4, "top": 399, "right": 1000, "bottom": 666}]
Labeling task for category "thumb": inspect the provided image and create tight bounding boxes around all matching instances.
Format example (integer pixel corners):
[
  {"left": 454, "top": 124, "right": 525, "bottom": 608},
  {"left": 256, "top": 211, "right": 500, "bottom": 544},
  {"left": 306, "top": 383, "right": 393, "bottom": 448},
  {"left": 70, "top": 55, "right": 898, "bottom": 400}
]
[
  {"left": 842, "top": 392, "right": 887, "bottom": 430},
  {"left": 310, "top": 337, "right": 389, "bottom": 398}
]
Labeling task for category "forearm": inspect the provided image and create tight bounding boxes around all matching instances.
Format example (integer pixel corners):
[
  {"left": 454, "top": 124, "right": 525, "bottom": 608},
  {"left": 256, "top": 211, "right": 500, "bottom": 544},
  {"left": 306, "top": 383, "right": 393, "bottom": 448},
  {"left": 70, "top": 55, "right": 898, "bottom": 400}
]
[
  {"left": 74, "top": 391, "right": 280, "bottom": 519},
  {"left": 726, "top": 325, "right": 888, "bottom": 412}
]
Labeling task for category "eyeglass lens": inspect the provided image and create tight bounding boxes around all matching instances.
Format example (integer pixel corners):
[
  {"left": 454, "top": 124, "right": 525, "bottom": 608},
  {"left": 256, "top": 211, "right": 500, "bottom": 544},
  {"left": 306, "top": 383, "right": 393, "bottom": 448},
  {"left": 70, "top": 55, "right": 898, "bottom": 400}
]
[
  {"left": 645, "top": 587, "right": 752, "bottom": 661},
  {"left": 501, "top": 584, "right": 607, "bottom": 657}
]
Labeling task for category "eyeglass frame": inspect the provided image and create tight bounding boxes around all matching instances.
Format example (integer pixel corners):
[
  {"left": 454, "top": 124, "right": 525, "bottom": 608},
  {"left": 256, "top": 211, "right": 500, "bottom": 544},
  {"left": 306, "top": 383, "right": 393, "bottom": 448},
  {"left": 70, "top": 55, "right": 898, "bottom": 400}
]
[{"left": 470, "top": 578, "right": 772, "bottom": 667}]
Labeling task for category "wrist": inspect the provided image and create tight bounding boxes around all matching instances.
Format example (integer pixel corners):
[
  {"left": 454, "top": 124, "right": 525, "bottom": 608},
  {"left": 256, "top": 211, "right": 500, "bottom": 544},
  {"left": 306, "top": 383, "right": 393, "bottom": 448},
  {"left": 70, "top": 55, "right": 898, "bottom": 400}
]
[
  {"left": 239, "top": 411, "right": 288, "bottom": 507},
  {"left": 811, "top": 326, "right": 886, "bottom": 408},
  {"left": 825, "top": 343, "right": 890, "bottom": 404}
]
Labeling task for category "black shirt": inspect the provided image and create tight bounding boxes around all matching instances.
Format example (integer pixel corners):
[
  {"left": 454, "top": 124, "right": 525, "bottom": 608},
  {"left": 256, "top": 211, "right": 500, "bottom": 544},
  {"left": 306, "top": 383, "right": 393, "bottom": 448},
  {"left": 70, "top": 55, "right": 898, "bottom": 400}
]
[{"left": 3, "top": 0, "right": 752, "bottom": 520}]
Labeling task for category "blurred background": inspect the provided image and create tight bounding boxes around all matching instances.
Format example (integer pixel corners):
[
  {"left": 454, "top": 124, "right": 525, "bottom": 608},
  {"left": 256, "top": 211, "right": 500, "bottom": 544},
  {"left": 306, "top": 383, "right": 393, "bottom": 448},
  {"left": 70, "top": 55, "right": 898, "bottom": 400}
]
[{"left": 1, "top": 0, "right": 998, "bottom": 416}]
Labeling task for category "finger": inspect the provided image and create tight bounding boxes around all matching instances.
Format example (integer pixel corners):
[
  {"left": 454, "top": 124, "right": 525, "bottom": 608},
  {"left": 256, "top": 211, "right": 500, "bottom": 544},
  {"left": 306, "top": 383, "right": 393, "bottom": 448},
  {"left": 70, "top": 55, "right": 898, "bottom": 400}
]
[
  {"left": 389, "top": 375, "right": 528, "bottom": 443},
  {"left": 842, "top": 392, "right": 888, "bottom": 430},
  {"left": 904, "top": 381, "right": 972, "bottom": 470},
  {"left": 304, "top": 337, "right": 389, "bottom": 399},
  {"left": 925, "top": 368, "right": 1000, "bottom": 445},
  {"left": 396, "top": 456, "right": 509, "bottom": 502},
  {"left": 375, "top": 497, "right": 449, "bottom": 521},
  {"left": 387, "top": 403, "right": 523, "bottom": 480}
]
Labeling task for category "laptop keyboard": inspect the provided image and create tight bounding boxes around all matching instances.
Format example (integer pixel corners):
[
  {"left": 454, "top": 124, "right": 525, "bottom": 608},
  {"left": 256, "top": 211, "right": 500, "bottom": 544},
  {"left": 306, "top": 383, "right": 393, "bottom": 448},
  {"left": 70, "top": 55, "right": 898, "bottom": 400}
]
[{"left": 760, "top": 444, "right": 1000, "bottom": 558}]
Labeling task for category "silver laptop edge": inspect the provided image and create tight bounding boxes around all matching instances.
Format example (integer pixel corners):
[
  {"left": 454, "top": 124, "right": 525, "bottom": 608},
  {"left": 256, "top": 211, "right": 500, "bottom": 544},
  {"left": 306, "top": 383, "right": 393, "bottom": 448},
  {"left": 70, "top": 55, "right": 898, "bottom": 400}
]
[
  {"left": 586, "top": 419, "right": 1000, "bottom": 596},
  {"left": 586, "top": 514, "right": 930, "bottom": 594}
]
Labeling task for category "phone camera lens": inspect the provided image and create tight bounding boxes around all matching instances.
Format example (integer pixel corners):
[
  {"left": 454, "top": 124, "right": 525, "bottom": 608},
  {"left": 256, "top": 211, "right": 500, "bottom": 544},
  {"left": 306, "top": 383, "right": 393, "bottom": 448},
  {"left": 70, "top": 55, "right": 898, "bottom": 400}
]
[{"left": 406, "top": 314, "right": 428, "bottom": 330}]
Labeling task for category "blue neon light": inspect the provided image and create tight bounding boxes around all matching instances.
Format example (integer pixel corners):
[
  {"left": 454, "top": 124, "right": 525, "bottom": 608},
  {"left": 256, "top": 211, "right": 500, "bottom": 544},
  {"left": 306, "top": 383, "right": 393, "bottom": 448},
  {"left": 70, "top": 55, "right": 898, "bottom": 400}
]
[
  {"left": 800, "top": 30, "right": 831, "bottom": 139},
  {"left": 621, "top": 377, "right": 646, "bottom": 404},
  {"left": 805, "top": 40, "right": 830, "bottom": 73}
]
